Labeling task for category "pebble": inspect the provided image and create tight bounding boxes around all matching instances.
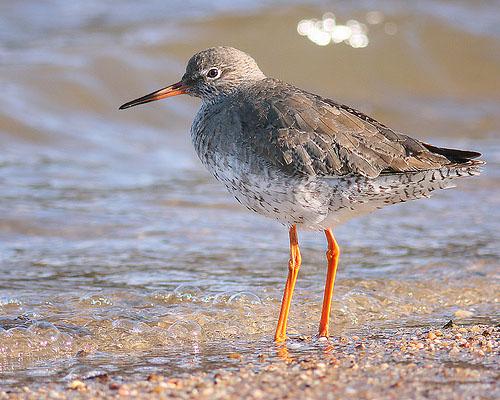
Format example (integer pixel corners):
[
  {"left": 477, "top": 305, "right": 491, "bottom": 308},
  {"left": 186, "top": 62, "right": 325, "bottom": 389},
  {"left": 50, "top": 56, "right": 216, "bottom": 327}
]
[
  {"left": 67, "top": 380, "right": 86, "bottom": 390},
  {"left": 454, "top": 309, "right": 474, "bottom": 319},
  {"left": 118, "top": 384, "right": 130, "bottom": 396},
  {"left": 147, "top": 373, "right": 162, "bottom": 382}
]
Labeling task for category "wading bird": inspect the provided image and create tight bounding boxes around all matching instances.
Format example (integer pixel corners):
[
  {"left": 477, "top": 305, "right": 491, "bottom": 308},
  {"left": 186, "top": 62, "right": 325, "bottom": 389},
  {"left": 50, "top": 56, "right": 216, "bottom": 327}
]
[{"left": 120, "top": 47, "right": 483, "bottom": 342}]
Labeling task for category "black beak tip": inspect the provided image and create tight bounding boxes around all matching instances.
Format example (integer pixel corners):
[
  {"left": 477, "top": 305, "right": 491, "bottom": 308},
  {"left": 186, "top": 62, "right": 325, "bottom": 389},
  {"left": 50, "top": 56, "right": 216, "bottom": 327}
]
[{"left": 119, "top": 103, "right": 132, "bottom": 110}]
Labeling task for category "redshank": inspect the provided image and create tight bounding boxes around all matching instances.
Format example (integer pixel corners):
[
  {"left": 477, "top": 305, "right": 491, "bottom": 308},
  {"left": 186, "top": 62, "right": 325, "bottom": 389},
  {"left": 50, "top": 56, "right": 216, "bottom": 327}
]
[{"left": 120, "top": 47, "right": 483, "bottom": 342}]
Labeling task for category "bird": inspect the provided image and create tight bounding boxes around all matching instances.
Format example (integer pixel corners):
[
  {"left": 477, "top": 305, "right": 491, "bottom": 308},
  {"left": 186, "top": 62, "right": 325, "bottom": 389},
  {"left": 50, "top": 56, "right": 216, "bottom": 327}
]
[{"left": 119, "top": 47, "right": 484, "bottom": 342}]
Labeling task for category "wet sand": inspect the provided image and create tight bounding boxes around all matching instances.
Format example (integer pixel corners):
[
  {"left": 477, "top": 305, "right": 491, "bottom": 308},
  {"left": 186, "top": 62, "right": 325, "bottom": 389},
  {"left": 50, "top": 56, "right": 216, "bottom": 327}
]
[{"left": 2, "top": 323, "right": 497, "bottom": 400}]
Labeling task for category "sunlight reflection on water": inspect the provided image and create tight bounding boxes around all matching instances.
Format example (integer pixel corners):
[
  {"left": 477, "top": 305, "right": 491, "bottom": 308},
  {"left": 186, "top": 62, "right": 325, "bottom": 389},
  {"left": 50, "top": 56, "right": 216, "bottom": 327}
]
[{"left": 297, "top": 11, "right": 398, "bottom": 48}]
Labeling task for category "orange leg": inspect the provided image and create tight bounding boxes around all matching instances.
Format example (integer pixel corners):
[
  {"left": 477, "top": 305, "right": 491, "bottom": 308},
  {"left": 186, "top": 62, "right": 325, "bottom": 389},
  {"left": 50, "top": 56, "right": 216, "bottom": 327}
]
[
  {"left": 274, "top": 224, "right": 302, "bottom": 342},
  {"left": 319, "top": 228, "right": 340, "bottom": 338}
]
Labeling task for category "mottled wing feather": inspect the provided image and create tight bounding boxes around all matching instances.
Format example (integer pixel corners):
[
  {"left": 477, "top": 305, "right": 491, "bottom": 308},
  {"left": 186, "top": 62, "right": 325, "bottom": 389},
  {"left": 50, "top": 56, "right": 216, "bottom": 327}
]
[{"left": 240, "top": 79, "right": 456, "bottom": 179}]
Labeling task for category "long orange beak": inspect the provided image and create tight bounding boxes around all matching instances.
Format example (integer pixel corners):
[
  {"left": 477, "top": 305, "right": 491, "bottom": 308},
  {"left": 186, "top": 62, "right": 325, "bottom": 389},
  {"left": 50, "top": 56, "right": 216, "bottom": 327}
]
[{"left": 119, "top": 81, "right": 188, "bottom": 110}]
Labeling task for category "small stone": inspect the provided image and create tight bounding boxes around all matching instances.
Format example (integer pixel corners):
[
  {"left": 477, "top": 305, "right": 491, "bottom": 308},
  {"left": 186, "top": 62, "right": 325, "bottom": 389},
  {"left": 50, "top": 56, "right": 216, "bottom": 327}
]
[
  {"left": 345, "top": 386, "right": 357, "bottom": 394},
  {"left": 147, "top": 373, "right": 162, "bottom": 382},
  {"left": 228, "top": 352, "right": 242, "bottom": 359},
  {"left": 201, "top": 388, "right": 214, "bottom": 396},
  {"left": 166, "top": 378, "right": 183, "bottom": 388},
  {"left": 454, "top": 309, "right": 473, "bottom": 319},
  {"left": 118, "top": 385, "right": 130, "bottom": 396},
  {"left": 427, "top": 331, "right": 437, "bottom": 340},
  {"left": 75, "top": 349, "right": 88, "bottom": 357},
  {"left": 67, "top": 380, "right": 86, "bottom": 390},
  {"left": 151, "top": 385, "right": 165, "bottom": 394},
  {"left": 443, "top": 320, "right": 455, "bottom": 329},
  {"left": 214, "top": 372, "right": 223, "bottom": 382},
  {"left": 95, "top": 373, "right": 110, "bottom": 383}
]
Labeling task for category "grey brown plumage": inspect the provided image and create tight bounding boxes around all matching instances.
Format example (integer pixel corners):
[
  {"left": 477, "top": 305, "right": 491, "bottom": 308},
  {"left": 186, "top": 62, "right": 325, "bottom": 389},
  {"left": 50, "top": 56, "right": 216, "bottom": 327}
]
[
  {"left": 120, "top": 46, "right": 484, "bottom": 341},
  {"left": 232, "top": 78, "right": 482, "bottom": 179}
]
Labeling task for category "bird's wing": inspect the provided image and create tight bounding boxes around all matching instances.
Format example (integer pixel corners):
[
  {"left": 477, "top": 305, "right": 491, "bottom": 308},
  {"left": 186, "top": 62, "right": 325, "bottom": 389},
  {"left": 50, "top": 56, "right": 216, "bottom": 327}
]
[{"left": 239, "top": 81, "right": 480, "bottom": 179}]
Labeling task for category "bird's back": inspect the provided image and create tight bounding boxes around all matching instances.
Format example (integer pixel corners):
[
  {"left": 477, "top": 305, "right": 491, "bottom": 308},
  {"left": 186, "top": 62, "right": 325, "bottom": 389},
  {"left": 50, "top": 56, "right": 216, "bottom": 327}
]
[{"left": 233, "top": 78, "right": 483, "bottom": 179}]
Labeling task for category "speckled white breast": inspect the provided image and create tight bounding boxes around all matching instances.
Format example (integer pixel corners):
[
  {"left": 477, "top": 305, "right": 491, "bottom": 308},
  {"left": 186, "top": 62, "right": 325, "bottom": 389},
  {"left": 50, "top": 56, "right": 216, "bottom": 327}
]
[{"left": 195, "top": 148, "right": 476, "bottom": 231}]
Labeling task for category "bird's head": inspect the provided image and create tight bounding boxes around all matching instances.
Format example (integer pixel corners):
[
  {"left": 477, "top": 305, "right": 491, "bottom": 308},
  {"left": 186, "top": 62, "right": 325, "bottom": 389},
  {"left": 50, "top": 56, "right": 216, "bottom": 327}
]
[{"left": 119, "top": 47, "right": 265, "bottom": 109}]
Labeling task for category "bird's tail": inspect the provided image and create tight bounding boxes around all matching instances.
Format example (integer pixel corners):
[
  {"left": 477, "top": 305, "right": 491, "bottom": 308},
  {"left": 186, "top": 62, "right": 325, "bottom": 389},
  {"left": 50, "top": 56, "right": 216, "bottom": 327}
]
[
  {"left": 422, "top": 143, "right": 483, "bottom": 164},
  {"left": 376, "top": 159, "right": 484, "bottom": 203},
  {"left": 321, "top": 155, "right": 484, "bottom": 226}
]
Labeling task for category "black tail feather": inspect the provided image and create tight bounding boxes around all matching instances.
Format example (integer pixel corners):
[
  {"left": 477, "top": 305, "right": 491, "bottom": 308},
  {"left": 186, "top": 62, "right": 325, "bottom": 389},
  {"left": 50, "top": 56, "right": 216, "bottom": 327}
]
[{"left": 422, "top": 143, "right": 482, "bottom": 163}]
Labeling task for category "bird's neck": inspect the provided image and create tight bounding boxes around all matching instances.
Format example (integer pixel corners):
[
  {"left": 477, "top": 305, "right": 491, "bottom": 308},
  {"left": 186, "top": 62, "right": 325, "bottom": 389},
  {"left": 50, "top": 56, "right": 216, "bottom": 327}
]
[{"left": 201, "top": 78, "right": 265, "bottom": 106}]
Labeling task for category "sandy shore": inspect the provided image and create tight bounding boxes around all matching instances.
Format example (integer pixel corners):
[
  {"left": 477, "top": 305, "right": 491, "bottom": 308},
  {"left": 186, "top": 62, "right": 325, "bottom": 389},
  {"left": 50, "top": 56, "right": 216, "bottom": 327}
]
[{"left": 1, "top": 323, "right": 497, "bottom": 400}]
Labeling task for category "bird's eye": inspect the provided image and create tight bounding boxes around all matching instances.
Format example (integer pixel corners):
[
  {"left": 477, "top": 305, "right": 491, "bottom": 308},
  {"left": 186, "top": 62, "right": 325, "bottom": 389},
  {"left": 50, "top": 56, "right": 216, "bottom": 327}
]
[{"left": 206, "top": 68, "right": 220, "bottom": 79}]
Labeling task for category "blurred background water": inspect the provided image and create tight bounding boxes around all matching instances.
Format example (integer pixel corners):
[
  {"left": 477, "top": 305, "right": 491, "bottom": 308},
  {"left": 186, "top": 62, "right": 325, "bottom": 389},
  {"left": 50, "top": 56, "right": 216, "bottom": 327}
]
[{"left": 0, "top": 0, "right": 499, "bottom": 388}]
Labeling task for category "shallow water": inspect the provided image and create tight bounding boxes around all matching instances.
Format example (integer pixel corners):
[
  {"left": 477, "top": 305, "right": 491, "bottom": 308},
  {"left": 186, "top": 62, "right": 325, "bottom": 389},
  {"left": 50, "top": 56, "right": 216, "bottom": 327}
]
[{"left": 0, "top": 0, "right": 499, "bottom": 388}]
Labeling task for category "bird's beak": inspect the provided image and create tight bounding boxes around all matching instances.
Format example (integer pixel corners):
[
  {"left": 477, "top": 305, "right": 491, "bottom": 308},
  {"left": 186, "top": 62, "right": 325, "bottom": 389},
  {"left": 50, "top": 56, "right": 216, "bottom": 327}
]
[{"left": 119, "top": 81, "right": 189, "bottom": 110}]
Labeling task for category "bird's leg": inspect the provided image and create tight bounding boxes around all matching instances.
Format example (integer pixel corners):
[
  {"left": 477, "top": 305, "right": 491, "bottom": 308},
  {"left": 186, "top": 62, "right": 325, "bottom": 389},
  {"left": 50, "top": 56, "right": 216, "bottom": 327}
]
[
  {"left": 318, "top": 228, "right": 340, "bottom": 338},
  {"left": 274, "top": 224, "right": 301, "bottom": 342}
]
